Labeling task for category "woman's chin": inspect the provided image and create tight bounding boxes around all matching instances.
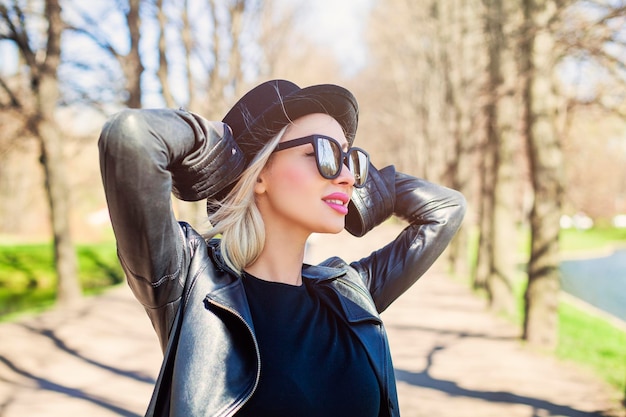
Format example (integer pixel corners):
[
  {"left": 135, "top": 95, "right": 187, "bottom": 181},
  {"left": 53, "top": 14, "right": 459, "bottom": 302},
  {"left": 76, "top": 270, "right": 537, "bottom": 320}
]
[{"left": 321, "top": 223, "right": 346, "bottom": 235}]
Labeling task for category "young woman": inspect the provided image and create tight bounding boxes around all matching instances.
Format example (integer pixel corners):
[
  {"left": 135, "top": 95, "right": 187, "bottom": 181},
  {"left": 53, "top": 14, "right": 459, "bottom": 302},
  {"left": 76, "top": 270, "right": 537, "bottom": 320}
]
[{"left": 98, "top": 79, "right": 466, "bottom": 417}]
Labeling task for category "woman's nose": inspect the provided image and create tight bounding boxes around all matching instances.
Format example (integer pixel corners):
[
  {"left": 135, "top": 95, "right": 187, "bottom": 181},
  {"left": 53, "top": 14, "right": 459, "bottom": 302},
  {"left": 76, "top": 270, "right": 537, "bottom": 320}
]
[{"left": 334, "top": 160, "right": 356, "bottom": 187}]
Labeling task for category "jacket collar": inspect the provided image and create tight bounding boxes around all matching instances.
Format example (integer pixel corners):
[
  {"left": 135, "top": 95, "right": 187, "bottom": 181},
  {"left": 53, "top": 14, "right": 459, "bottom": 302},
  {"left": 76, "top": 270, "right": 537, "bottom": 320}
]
[
  {"left": 206, "top": 239, "right": 378, "bottom": 324},
  {"left": 302, "top": 263, "right": 347, "bottom": 281}
]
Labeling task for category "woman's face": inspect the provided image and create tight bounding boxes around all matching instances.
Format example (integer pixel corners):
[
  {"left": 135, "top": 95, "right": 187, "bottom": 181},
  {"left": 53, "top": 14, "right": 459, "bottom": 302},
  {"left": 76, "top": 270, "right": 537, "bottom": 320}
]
[{"left": 254, "top": 113, "right": 356, "bottom": 238}]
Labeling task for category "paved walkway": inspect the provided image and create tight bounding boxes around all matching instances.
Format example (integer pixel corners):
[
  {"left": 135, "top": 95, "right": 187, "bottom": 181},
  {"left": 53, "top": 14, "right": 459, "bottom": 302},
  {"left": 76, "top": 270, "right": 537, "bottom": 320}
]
[{"left": 0, "top": 224, "right": 624, "bottom": 416}]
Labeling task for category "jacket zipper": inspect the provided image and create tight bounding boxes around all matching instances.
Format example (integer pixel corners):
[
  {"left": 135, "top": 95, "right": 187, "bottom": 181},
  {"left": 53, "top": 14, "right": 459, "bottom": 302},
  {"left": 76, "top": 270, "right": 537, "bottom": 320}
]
[
  {"left": 204, "top": 296, "right": 261, "bottom": 417},
  {"left": 206, "top": 244, "right": 261, "bottom": 415}
]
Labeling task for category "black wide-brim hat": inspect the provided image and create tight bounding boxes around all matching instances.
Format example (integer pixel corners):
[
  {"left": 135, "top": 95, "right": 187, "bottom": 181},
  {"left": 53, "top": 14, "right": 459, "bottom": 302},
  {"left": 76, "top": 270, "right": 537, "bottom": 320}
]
[
  {"left": 211, "top": 79, "right": 359, "bottom": 201},
  {"left": 224, "top": 80, "right": 358, "bottom": 157}
]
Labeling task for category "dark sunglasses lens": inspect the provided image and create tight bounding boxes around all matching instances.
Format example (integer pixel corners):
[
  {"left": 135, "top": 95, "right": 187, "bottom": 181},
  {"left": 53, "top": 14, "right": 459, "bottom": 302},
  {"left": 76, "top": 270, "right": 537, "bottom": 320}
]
[
  {"left": 348, "top": 149, "right": 369, "bottom": 187},
  {"left": 316, "top": 137, "right": 341, "bottom": 178}
]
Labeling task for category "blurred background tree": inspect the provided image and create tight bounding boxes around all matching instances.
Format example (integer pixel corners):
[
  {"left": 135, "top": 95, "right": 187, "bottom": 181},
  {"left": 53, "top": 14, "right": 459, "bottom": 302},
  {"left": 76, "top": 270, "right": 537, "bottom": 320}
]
[
  {"left": 0, "top": 0, "right": 81, "bottom": 307},
  {"left": 1, "top": 0, "right": 625, "bottom": 349}
]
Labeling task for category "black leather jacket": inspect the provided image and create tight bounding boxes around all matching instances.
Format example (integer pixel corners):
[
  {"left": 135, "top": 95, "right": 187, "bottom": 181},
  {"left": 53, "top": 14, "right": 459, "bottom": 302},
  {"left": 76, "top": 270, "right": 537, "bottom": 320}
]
[{"left": 98, "top": 109, "right": 466, "bottom": 417}]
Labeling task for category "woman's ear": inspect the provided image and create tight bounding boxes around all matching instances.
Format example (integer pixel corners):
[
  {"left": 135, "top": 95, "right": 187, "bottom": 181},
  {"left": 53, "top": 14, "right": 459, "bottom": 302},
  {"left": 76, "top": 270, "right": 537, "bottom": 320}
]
[{"left": 254, "top": 172, "right": 267, "bottom": 195}]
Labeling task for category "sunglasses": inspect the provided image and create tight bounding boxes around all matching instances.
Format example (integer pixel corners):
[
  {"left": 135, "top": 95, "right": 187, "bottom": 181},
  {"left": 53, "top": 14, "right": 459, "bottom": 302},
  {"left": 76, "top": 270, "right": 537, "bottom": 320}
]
[{"left": 273, "top": 134, "right": 369, "bottom": 188}]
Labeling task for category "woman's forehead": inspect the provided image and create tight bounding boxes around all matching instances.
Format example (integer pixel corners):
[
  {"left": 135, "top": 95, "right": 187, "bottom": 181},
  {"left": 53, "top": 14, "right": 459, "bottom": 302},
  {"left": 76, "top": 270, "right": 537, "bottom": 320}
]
[{"left": 283, "top": 113, "right": 347, "bottom": 144}]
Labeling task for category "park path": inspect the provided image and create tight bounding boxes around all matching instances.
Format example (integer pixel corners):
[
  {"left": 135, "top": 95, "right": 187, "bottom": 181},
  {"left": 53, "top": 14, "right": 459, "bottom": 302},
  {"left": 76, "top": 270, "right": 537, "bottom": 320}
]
[{"left": 0, "top": 223, "right": 624, "bottom": 417}]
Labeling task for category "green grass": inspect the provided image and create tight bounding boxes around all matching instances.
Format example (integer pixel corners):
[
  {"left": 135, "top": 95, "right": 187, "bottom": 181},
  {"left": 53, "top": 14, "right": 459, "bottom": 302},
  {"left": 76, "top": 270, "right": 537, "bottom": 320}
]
[
  {"left": 0, "top": 241, "right": 124, "bottom": 320},
  {"left": 560, "top": 226, "right": 626, "bottom": 252},
  {"left": 557, "top": 302, "right": 626, "bottom": 392},
  {"left": 466, "top": 225, "right": 626, "bottom": 396}
]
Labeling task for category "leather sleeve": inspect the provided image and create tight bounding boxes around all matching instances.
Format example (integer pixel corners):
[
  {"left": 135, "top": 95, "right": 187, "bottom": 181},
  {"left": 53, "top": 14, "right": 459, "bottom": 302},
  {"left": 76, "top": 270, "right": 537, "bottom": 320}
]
[
  {"left": 98, "top": 108, "right": 233, "bottom": 309},
  {"left": 350, "top": 171, "right": 467, "bottom": 313}
]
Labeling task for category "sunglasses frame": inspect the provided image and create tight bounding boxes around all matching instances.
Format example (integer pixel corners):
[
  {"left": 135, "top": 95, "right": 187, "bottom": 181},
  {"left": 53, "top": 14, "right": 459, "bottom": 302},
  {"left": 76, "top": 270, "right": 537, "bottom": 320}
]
[{"left": 273, "top": 134, "right": 369, "bottom": 188}]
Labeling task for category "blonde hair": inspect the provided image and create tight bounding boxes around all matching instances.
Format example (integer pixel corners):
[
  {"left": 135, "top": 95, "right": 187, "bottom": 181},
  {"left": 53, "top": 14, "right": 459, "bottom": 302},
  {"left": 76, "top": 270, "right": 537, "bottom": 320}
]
[{"left": 203, "top": 127, "right": 287, "bottom": 274}]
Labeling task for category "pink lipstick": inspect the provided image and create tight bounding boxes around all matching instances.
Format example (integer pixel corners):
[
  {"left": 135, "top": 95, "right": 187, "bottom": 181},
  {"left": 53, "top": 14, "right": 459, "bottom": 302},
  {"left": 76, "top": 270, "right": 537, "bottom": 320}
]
[{"left": 322, "top": 192, "right": 350, "bottom": 215}]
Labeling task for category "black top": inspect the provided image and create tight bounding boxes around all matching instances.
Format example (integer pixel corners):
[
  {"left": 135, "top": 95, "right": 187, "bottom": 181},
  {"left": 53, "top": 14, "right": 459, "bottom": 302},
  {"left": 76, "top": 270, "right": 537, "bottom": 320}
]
[{"left": 235, "top": 272, "right": 381, "bottom": 417}]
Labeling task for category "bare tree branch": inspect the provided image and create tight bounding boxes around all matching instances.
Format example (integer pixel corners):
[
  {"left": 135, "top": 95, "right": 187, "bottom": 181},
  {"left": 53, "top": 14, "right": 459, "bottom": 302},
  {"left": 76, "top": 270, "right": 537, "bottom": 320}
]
[
  {"left": 0, "top": 75, "right": 22, "bottom": 108},
  {"left": 0, "top": 2, "right": 38, "bottom": 73}
]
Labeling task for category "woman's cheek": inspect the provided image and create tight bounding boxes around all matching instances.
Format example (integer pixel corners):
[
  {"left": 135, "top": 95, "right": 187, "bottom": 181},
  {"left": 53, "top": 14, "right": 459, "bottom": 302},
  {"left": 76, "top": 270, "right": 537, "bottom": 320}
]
[{"left": 281, "top": 162, "right": 315, "bottom": 187}]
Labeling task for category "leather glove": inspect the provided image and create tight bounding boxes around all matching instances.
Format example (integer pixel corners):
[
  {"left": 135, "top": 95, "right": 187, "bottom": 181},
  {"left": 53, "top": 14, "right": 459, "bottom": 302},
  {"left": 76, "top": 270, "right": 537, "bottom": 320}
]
[
  {"left": 345, "top": 164, "right": 396, "bottom": 237},
  {"left": 170, "top": 113, "right": 245, "bottom": 202}
]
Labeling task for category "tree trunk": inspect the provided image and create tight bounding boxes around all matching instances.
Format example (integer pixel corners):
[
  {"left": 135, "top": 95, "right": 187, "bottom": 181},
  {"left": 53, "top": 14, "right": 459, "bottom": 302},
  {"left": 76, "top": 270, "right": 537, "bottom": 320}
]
[
  {"left": 156, "top": 0, "right": 176, "bottom": 108},
  {"left": 490, "top": 91, "right": 517, "bottom": 316},
  {"left": 443, "top": 0, "right": 478, "bottom": 279},
  {"left": 475, "top": 75, "right": 496, "bottom": 291},
  {"left": 482, "top": 0, "right": 517, "bottom": 316},
  {"left": 42, "top": 0, "right": 81, "bottom": 306},
  {"left": 37, "top": 119, "right": 81, "bottom": 306},
  {"left": 122, "top": 0, "right": 143, "bottom": 109},
  {"left": 521, "top": 0, "right": 563, "bottom": 350}
]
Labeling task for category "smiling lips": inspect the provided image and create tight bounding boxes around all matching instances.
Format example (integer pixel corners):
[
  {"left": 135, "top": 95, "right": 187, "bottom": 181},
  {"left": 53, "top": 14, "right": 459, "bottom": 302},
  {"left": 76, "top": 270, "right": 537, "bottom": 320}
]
[{"left": 323, "top": 192, "right": 350, "bottom": 215}]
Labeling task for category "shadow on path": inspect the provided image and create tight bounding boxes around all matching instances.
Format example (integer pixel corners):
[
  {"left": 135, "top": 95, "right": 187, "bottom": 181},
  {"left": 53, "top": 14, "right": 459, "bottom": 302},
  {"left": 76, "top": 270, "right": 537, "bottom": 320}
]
[
  {"left": 386, "top": 323, "right": 519, "bottom": 342},
  {"left": 0, "top": 292, "right": 156, "bottom": 416},
  {"left": 19, "top": 323, "right": 155, "bottom": 385},
  {"left": 395, "top": 344, "right": 612, "bottom": 417},
  {"left": 0, "top": 355, "right": 140, "bottom": 417}
]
